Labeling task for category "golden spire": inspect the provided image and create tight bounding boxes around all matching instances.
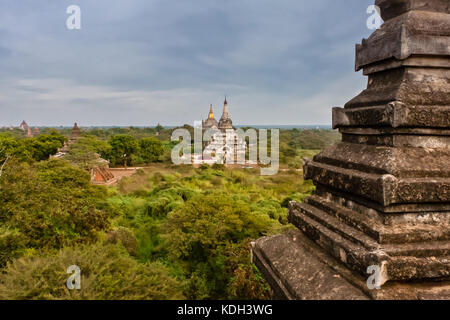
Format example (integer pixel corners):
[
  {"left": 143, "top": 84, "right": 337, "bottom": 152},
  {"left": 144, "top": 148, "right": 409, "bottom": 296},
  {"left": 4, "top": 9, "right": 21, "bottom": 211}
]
[{"left": 208, "top": 104, "right": 215, "bottom": 119}]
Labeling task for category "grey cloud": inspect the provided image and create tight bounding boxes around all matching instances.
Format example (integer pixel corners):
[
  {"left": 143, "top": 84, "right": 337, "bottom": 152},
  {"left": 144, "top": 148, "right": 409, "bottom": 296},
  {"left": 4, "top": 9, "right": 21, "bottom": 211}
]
[{"left": 0, "top": 0, "right": 375, "bottom": 126}]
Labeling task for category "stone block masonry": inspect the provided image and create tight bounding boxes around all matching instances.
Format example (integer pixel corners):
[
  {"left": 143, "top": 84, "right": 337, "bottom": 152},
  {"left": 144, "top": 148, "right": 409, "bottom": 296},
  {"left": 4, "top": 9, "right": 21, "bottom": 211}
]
[{"left": 252, "top": 0, "right": 450, "bottom": 300}]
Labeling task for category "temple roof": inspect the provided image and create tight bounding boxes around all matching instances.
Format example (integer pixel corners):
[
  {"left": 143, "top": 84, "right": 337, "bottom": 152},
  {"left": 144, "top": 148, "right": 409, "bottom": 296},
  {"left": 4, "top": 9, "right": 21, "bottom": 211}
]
[
  {"left": 219, "top": 98, "right": 233, "bottom": 130},
  {"left": 203, "top": 104, "right": 218, "bottom": 129},
  {"left": 208, "top": 104, "right": 215, "bottom": 119},
  {"left": 19, "top": 120, "right": 29, "bottom": 130}
]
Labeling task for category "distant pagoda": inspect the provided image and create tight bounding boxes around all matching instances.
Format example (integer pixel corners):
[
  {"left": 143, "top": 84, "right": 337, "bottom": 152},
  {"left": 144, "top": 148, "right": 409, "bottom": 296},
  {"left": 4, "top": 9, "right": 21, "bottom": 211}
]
[
  {"left": 19, "top": 120, "right": 29, "bottom": 131},
  {"left": 202, "top": 104, "right": 219, "bottom": 129},
  {"left": 218, "top": 97, "right": 233, "bottom": 131},
  {"left": 54, "top": 123, "right": 82, "bottom": 156},
  {"left": 70, "top": 122, "right": 81, "bottom": 141},
  {"left": 26, "top": 127, "right": 32, "bottom": 138},
  {"left": 33, "top": 127, "right": 40, "bottom": 136}
]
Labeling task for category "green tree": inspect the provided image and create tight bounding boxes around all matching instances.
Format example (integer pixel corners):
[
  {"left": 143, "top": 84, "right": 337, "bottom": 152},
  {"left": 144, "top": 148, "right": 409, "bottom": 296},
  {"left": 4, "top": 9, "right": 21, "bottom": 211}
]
[
  {"left": 0, "top": 136, "right": 18, "bottom": 174},
  {"left": 108, "top": 135, "right": 139, "bottom": 167},
  {"left": 139, "top": 137, "right": 164, "bottom": 164},
  {"left": 65, "top": 136, "right": 112, "bottom": 170},
  {"left": 0, "top": 159, "right": 109, "bottom": 266},
  {"left": 0, "top": 243, "right": 185, "bottom": 300},
  {"left": 162, "top": 193, "right": 276, "bottom": 299},
  {"left": 23, "top": 132, "right": 66, "bottom": 161},
  {"left": 0, "top": 134, "right": 33, "bottom": 163}
]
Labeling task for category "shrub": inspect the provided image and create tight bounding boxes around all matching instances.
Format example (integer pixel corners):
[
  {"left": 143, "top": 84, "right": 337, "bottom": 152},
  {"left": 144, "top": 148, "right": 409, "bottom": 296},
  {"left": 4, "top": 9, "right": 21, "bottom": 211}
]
[
  {"left": 108, "top": 135, "right": 139, "bottom": 167},
  {"left": 0, "top": 243, "right": 184, "bottom": 300},
  {"left": 162, "top": 193, "right": 278, "bottom": 299},
  {"left": 139, "top": 137, "right": 164, "bottom": 164},
  {"left": 0, "top": 228, "right": 25, "bottom": 268},
  {"left": 106, "top": 227, "right": 138, "bottom": 256},
  {"left": 0, "top": 159, "right": 109, "bottom": 250},
  {"left": 211, "top": 163, "right": 225, "bottom": 170}
]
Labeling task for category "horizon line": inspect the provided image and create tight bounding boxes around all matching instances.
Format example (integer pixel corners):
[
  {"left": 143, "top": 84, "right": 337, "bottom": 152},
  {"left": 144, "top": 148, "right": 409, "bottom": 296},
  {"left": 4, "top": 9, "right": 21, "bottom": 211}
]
[{"left": 1, "top": 124, "right": 333, "bottom": 128}]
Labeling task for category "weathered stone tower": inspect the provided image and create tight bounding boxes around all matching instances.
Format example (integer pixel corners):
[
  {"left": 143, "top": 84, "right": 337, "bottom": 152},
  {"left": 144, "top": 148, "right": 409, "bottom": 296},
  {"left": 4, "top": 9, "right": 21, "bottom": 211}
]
[{"left": 252, "top": 0, "right": 450, "bottom": 299}]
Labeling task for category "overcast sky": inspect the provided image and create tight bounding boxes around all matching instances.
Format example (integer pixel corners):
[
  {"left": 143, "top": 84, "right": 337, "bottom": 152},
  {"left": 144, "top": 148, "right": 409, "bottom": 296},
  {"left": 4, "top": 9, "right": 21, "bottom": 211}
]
[{"left": 0, "top": 0, "right": 375, "bottom": 127}]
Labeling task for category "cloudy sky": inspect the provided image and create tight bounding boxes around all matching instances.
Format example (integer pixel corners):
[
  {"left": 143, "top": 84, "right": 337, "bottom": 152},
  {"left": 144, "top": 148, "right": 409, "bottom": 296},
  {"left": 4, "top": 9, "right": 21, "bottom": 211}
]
[{"left": 0, "top": 0, "right": 375, "bottom": 127}]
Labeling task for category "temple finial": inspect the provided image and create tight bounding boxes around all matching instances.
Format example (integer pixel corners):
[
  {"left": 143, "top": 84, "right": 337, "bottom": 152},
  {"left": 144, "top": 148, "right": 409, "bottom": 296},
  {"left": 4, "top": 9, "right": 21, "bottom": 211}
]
[{"left": 208, "top": 104, "right": 214, "bottom": 119}]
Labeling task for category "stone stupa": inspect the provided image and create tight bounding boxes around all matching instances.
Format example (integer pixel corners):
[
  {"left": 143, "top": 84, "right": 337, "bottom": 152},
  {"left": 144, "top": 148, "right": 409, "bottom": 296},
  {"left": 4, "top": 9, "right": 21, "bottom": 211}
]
[{"left": 252, "top": 0, "right": 450, "bottom": 300}]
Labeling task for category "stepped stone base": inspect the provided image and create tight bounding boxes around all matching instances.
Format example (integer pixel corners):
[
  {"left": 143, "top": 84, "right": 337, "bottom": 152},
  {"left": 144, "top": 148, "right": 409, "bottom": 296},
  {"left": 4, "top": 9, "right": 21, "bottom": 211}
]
[
  {"left": 252, "top": 230, "right": 450, "bottom": 300},
  {"left": 253, "top": 0, "right": 450, "bottom": 300}
]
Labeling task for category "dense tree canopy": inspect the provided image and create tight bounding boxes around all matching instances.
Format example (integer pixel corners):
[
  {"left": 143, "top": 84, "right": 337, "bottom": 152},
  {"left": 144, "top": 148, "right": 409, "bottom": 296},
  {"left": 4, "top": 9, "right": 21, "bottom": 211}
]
[
  {"left": 0, "top": 126, "right": 331, "bottom": 300},
  {"left": 139, "top": 137, "right": 164, "bottom": 164},
  {"left": 0, "top": 131, "right": 66, "bottom": 163},
  {"left": 64, "top": 136, "right": 112, "bottom": 170},
  {"left": 108, "top": 135, "right": 139, "bottom": 167},
  {"left": 163, "top": 193, "right": 279, "bottom": 299},
  {"left": 0, "top": 243, "right": 184, "bottom": 300},
  {"left": 0, "top": 159, "right": 109, "bottom": 267}
]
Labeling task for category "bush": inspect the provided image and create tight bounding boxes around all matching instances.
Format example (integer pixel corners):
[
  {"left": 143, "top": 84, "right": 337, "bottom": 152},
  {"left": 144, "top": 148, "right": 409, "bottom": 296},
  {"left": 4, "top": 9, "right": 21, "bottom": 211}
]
[
  {"left": 0, "top": 243, "right": 185, "bottom": 300},
  {"left": 0, "top": 228, "right": 25, "bottom": 268},
  {"left": 145, "top": 186, "right": 197, "bottom": 218},
  {"left": 0, "top": 159, "right": 109, "bottom": 250},
  {"left": 162, "top": 193, "right": 278, "bottom": 299},
  {"left": 106, "top": 227, "right": 138, "bottom": 256},
  {"left": 139, "top": 137, "right": 164, "bottom": 164},
  {"left": 211, "top": 163, "right": 225, "bottom": 170},
  {"left": 108, "top": 135, "right": 139, "bottom": 167}
]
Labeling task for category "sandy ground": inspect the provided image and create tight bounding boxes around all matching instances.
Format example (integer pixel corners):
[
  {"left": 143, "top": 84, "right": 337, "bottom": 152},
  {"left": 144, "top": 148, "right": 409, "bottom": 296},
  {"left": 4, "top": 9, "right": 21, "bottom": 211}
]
[{"left": 109, "top": 168, "right": 140, "bottom": 183}]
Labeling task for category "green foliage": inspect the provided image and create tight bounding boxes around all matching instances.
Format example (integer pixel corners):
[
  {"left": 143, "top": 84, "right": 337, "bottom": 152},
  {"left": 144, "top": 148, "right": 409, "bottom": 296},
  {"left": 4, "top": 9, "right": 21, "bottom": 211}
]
[
  {"left": 109, "top": 165, "right": 312, "bottom": 299},
  {"left": 162, "top": 193, "right": 279, "bottom": 299},
  {"left": 0, "top": 131, "right": 66, "bottom": 163},
  {"left": 25, "top": 132, "right": 66, "bottom": 161},
  {"left": 139, "top": 137, "right": 164, "bottom": 164},
  {"left": 0, "top": 243, "right": 184, "bottom": 300},
  {"left": 106, "top": 227, "right": 138, "bottom": 256},
  {"left": 156, "top": 124, "right": 164, "bottom": 133},
  {"left": 250, "top": 199, "right": 287, "bottom": 223},
  {"left": 108, "top": 135, "right": 139, "bottom": 167},
  {"left": 146, "top": 186, "right": 198, "bottom": 218},
  {"left": 80, "top": 126, "right": 172, "bottom": 142},
  {"left": 0, "top": 127, "right": 333, "bottom": 300},
  {"left": 281, "top": 129, "right": 340, "bottom": 150},
  {"left": 0, "top": 227, "right": 25, "bottom": 268},
  {"left": 0, "top": 159, "right": 109, "bottom": 258},
  {"left": 64, "top": 136, "right": 112, "bottom": 170}
]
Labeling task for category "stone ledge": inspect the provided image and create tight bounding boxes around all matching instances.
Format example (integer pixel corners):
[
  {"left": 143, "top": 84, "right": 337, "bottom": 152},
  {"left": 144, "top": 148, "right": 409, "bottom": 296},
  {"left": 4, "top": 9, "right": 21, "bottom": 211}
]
[
  {"left": 251, "top": 230, "right": 369, "bottom": 300},
  {"left": 311, "top": 143, "right": 450, "bottom": 179},
  {"left": 252, "top": 230, "right": 450, "bottom": 300},
  {"left": 376, "top": 0, "right": 450, "bottom": 22},
  {"left": 288, "top": 201, "right": 450, "bottom": 281},
  {"left": 304, "top": 159, "right": 450, "bottom": 206},
  {"left": 355, "top": 10, "right": 450, "bottom": 71},
  {"left": 332, "top": 104, "right": 450, "bottom": 129}
]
